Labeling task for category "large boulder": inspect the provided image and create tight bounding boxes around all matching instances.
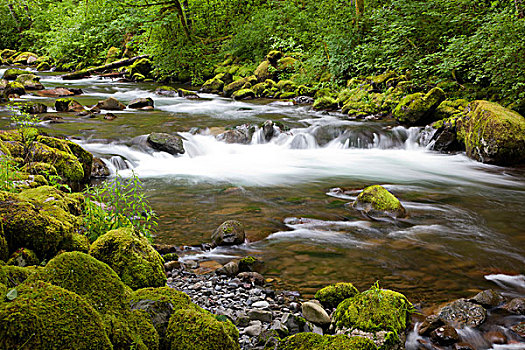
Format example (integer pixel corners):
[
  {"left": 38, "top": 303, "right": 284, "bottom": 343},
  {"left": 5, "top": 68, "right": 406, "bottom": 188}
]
[
  {"left": 0, "top": 186, "right": 85, "bottom": 259},
  {"left": 166, "top": 307, "right": 240, "bottom": 350},
  {"left": 393, "top": 87, "right": 446, "bottom": 125},
  {"left": 211, "top": 220, "right": 245, "bottom": 247},
  {"left": 223, "top": 76, "right": 257, "bottom": 97},
  {"left": 95, "top": 97, "right": 127, "bottom": 110},
  {"left": 0, "top": 280, "right": 113, "bottom": 350},
  {"left": 15, "top": 74, "right": 44, "bottom": 90},
  {"left": 254, "top": 60, "right": 272, "bottom": 82},
  {"left": 457, "top": 100, "right": 525, "bottom": 165},
  {"left": 147, "top": 132, "right": 185, "bottom": 155},
  {"left": 2, "top": 68, "right": 29, "bottom": 80},
  {"left": 334, "top": 288, "right": 412, "bottom": 349},
  {"left": 55, "top": 98, "right": 85, "bottom": 112},
  {"left": 352, "top": 185, "right": 407, "bottom": 219},
  {"left": 315, "top": 282, "right": 359, "bottom": 310},
  {"left": 90, "top": 227, "right": 167, "bottom": 290},
  {"left": 201, "top": 75, "right": 225, "bottom": 93},
  {"left": 13, "top": 52, "right": 39, "bottom": 65},
  {"left": 4, "top": 82, "right": 25, "bottom": 97},
  {"left": 437, "top": 298, "right": 487, "bottom": 328},
  {"left": 216, "top": 125, "right": 254, "bottom": 144},
  {"left": 26, "top": 252, "right": 158, "bottom": 350},
  {"left": 129, "top": 97, "right": 154, "bottom": 109}
]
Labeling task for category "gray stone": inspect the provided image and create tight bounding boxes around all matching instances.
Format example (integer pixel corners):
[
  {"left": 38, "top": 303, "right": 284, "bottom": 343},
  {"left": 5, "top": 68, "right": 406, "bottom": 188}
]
[
  {"left": 211, "top": 220, "right": 245, "bottom": 246},
  {"left": 128, "top": 97, "right": 154, "bottom": 109},
  {"left": 301, "top": 301, "right": 331, "bottom": 325},
  {"left": 503, "top": 298, "right": 525, "bottom": 315},
  {"left": 147, "top": 132, "right": 185, "bottom": 155},
  {"left": 471, "top": 289, "right": 504, "bottom": 308},
  {"left": 252, "top": 301, "right": 270, "bottom": 309},
  {"left": 95, "top": 97, "right": 126, "bottom": 110},
  {"left": 438, "top": 298, "right": 487, "bottom": 328},
  {"left": 248, "top": 309, "right": 273, "bottom": 323}
]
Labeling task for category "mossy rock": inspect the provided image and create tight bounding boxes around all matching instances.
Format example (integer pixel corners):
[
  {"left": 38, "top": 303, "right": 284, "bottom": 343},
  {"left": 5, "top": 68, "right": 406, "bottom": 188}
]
[
  {"left": 352, "top": 185, "right": 407, "bottom": 219},
  {"left": 313, "top": 96, "right": 338, "bottom": 111},
  {"left": 2, "top": 68, "right": 28, "bottom": 80},
  {"left": 277, "top": 57, "right": 298, "bottom": 72},
  {"left": 279, "top": 91, "right": 296, "bottom": 99},
  {"left": 1, "top": 265, "right": 38, "bottom": 288},
  {"left": 315, "top": 88, "right": 336, "bottom": 99},
  {"left": 202, "top": 75, "right": 225, "bottom": 93},
  {"left": 277, "top": 79, "right": 297, "bottom": 92},
  {"left": 334, "top": 288, "right": 412, "bottom": 344},
  {"left": 254, "top": 60, "right": 272, "bottom": 82},
  {"left": 0, "top": 186, "right": 84, "bottom": 259},
  {"left": 13, "top": 52, "right": 39, "bottom": 65},
  {"left": 315, "top": 282, "right": 359, "bottom": 310},
  {"left": 266, "top": 50, "right": 283, "bottom": 65},
  {"left": 55, "top": 98, "right": 85, "bottom": 112},
  {"left": 232, "top": 88, "right": 255, "bottom": 100},
  {"left": 15, "top": 73, "right": 44, "bottom": 90},
  {"left": 0, "top": 280, "right": 113, "bottom": 349},
  {"left": 20, "top": 101, "right": 48, "bottom": 114},
  {"left": 223, "top": 76, "right": 257, "bottom": 97},
  {"left": 4, "top": 81, "right": 25, "bottom": 96},
  {"left": 277, "top": 333, "right": 377, "bottom": 350},
  {"left": 435, "top": 99, "right": 469, "bottom": 120},
  {"left": 367, "top": 71, "right": 397, "bottom": 88},
  {"left": 7, "top": 247, "right": 40, "bottom": 267},
  {"left": 127, "top": 58, "right": 152, "bottom": 79},
  {"left": 90, "top": 227, "right": 167, "bottom": 290},
  {"left": 393, "top": 87, "right": 446, "bottom": 125},
  {"left": 166, "top": 307, "right": 240, "bottom": 350},
  {"left": 36, "top": 62, "right": 51, "bottom": 71},
  {"left": 457, "top": 100, "right": 525, "bottom": 165},
  {"left": 131, "top": 287, "right": 193, "bottom": 349},
  {"left": 105, "top": 46, "right": 121, "bottom": 65}
]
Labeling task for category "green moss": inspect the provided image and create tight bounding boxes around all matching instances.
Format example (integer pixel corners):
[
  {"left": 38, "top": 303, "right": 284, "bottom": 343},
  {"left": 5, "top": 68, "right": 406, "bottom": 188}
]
[
  {"left": 393, "top": 87, "right": 446, "bottom": 125},
  {"left": 0, "top": 227, "right": 7, "bottom": 262},
  {"left": 313, "top": 96, "right": 338, "bottom": 111},
  {"left": 232, "top": 88, "right": 255, "bottom": 100},
  {"left": 277, "top": 57, "right": 298, "bottom": 71},
  {"left": 2, "top": 68, "right": 28, "bottom": 80},
  {"left": 279, "top": 91, "right": 296, "bottom": 99},
  {"left": 0, "top": 283, "right": 6, "bottom": 297},
  {"left": 1, "top": 265, "right": 37, "bottom": 288},
  {"left": 202, "top": 75, "right": 225, "bottom": 93},
  {"left": 132, "top": 286, "right": 191, "bottom": 309},
  {"left": 90, "top": 227, "right": 167, "bottom": 290},
  {"left": 277, "top": 79, "right": 297, "bottom": 92},
  {"left": 166, "top": 307, "right": 240, "bottom": 350},
  {"left": 163, "top": 253, "right": 179, "bottom": 262},
  {"left": 127, "top": 58, "right": 152, "bottom": 78},
  {"left": 0, "top": 280, "right": 113, "bottom": 349},
  {"left": 266, "top": 50, "right": 283, "bottom": 64},
  {"left": 457, "top": 100, "right": 525, "bottom": 165},
  {"left": 60, "top": 233, "right": 91, "bottom": 253},
  {"left": 315, "top": 282, "right": 359, "bottom": 309},
  {"left": 7, "top": 247, "right": 40, "bottom": 267},
  {"left": 224, "top": 77, "right": 251, "bottom": 97},
  {"left": 435, "top": 99, "right": 469, "bottom": 120},
  {"left": 315, "top": 88, "right": 336, "bottom": 99},
  {"left": 278, "top": 333, "right": 377, "bottom": 350},
  {"left": 0, "top": 186, "right": 83, "bottom": 259},
  {"left": 238, "top": 255, "right": 258, "bottom": 272},
  {"left": 334, "top": 287, "right": 412, "bottom": 340},
  {"left": 353, "top": 185, "right": 407, "bottom": 218}
]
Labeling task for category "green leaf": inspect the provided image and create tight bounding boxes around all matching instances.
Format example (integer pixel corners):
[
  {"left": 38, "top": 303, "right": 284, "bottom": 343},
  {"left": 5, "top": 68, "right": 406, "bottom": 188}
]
[{"left": 6, "top": 288, "right": 18, "bottom": 301}]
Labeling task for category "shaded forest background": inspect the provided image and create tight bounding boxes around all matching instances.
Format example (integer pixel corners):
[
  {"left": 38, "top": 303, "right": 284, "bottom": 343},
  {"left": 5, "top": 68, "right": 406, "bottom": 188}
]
[{"left": 1, "top": 0, "right": 524, "bottom": 111}]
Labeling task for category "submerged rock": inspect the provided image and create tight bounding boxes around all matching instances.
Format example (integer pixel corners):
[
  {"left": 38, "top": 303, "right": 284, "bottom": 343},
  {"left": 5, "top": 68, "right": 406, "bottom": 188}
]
[
  {"left": 352, "top": 185, "right": 407, "bottom": 219},
  {"left": 457, "top": 100, "right": 525, "bottom": 165},
  {"left": 147, "top": 132, "right": 185, "bottom": 155},
  {"left": 20, "top": 101, "right": 48, "bottom": 114},
  {"left": 211, "top": 220, "right": 246, "bottom": 247},
  {"left": 35, "top": 87, "right": 81, "bottom": 97}
]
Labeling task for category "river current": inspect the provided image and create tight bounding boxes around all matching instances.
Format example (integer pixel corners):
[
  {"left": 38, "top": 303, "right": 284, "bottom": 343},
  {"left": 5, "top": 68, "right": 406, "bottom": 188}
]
[{"left": 1, "top": 69, "right": 524, "bottom": 304}]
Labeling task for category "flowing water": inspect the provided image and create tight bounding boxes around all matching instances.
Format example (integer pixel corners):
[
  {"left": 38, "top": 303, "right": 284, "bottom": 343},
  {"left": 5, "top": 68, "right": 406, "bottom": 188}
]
[{"left": 1, "top": 68, "right": 524, "bottom": 305}]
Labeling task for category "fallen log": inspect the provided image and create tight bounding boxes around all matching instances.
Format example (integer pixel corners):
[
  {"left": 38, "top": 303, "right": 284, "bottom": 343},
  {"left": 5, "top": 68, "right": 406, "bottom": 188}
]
[{"left": 62, "top": 55, "right": 149, "bottom": 80}]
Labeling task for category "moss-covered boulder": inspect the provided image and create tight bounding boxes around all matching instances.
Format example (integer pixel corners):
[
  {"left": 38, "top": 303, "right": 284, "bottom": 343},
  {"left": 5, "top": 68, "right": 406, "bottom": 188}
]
[
  {"left": 313, "top": 96, "right": 338, "bottom": 111},
  {"left": 457, "top": 100, "right": 525, "bottom": 165},
  {"left": 55, "top": 98, "right": 85, "bottom": 112},
  {"left": 0, "top": 186, "right": 85, "bottom": 259},
  {"left": 7, "top": 247, "right": 40, "bottom": 267},
  {"left": 147, "top": 132, "right": 185, "bottom": 155},
  {"left": 105, "top": 46, "right": 121, "bottom": 64},
  {"left": 223, "top": 76, "right": 257, "bottom": 97},
  {"left": 127, "top": 58, "right": 152, "bottom": 79},
  {"left": 4, "top": 81, "right": 25, "bottom": 97},
  {"left": 90, "top": 227, "right": 167, "bottom": 290},
  {"left": 28, "top": 251, "right": 159, "bottom": 350},
  {"left": 434, "top": 99, "right": 469, "bottom": 120},
  {"left": 131, "top": 287, "right": 193, "bottom": 349},
  {"left": 201, "top": 75, "right": 225, "bottom": 93},
  {"left": 13, "top": 52, "right": 39, "bottom": 65},
  {"left": 267, "top": 50, "right": 283, "bottom": 65},
  {"left": 315, "top": 282, "right": 359, "bottom": 310},
  {"left": 211, "top": 220, "right": 246, "bottom": 247},
  {"left": 166, "top": 307, "right": 240, "bottom": 350},
  {"left": 277, "top": 333, "right": 377, "bottom": 350},
  {"left": 0, "top": 280, "right": 113, "bottom": 349},
  {"left": 393, "top": 88, "right": 446, "bottom": 125},
  {"left": 1, "top": 265, "right": 37, "bottom": 288},
  {"left": 2, "top": 68, "right": 29, "bottom": 80},
  {"left": 232, "top": 88, "right": 255, "bottom": 100},
  {"left": 254, "top": 60, "right": 272, "bottom": 82},
  {"left": 36, "top": 62, "right": 51, "bottom": 71},
  {"left": 15, "top": 73, "right": 44, "bottom": 90},
  {"left": 352, "top": 185, "right": 407, "bottom": 219},
  {"left": 20, "top": 101, "right": 48, "bottom": 114},
  {"left": 334, "top": 288, "right": 412, "bottom": 348}
]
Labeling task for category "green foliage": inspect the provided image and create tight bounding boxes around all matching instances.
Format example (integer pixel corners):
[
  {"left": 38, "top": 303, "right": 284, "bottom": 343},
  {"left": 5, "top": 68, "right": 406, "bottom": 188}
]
[
  {"left": 0, "top": 157, "right": 19, "bottom": 193},
  {"left": 82, "top": 172, "right": 157, "bottom": 242}
]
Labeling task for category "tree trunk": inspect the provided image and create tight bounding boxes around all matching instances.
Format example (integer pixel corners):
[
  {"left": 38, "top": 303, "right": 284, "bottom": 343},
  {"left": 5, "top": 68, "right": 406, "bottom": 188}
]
[
  {"left": 356, "top": 0, "right": 364, "bottom": 17},
  {"left": 62, "top": 55, "right": 149, "bottom": 80}
]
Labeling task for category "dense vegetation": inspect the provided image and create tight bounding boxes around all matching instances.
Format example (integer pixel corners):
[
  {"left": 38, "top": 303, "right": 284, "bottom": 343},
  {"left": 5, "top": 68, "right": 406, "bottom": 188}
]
[{"left": 1, "top": 0, "right": 524, "bottom": 112}]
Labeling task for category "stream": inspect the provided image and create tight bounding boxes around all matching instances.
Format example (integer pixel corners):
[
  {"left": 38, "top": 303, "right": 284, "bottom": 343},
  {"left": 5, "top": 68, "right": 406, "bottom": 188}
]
[{"left": 1, "top": 68, "right": 524, "bottom": 307}]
